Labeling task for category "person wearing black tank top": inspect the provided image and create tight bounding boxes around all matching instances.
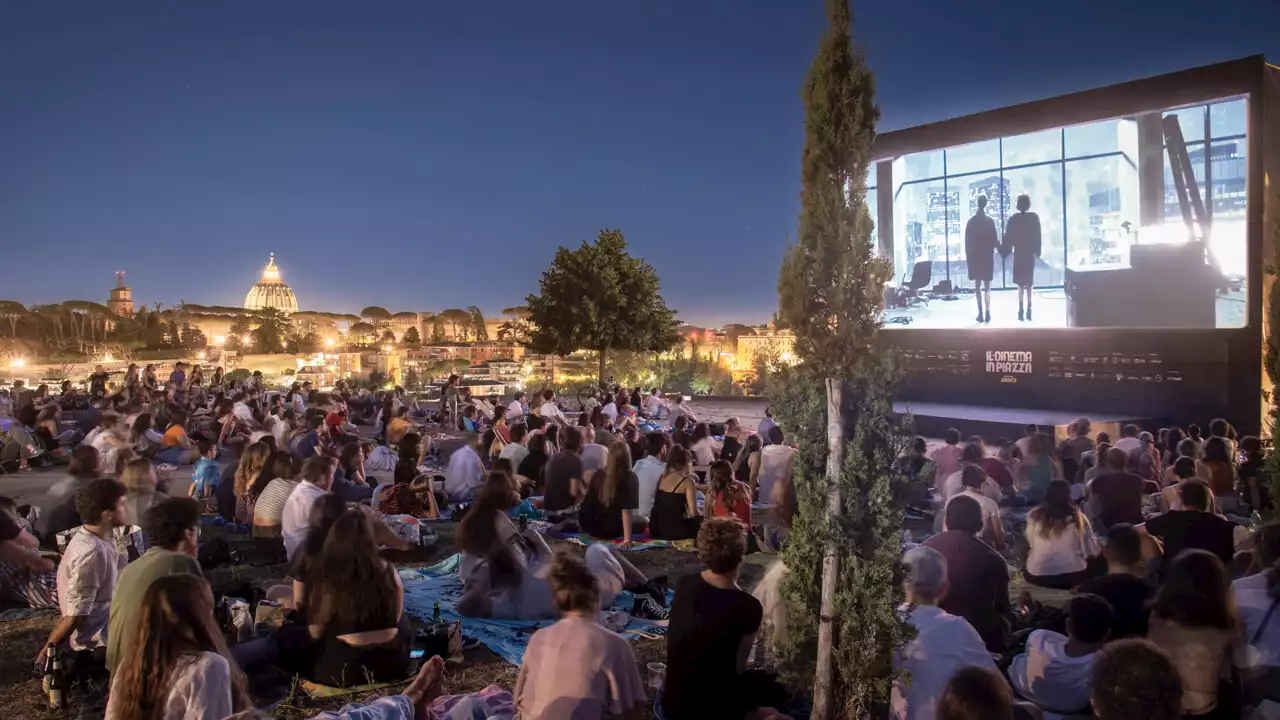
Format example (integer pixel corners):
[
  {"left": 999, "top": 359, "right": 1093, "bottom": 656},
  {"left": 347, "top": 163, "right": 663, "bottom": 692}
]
[{"left": 648, "top": 446, "right": 702, "bottom": 541}]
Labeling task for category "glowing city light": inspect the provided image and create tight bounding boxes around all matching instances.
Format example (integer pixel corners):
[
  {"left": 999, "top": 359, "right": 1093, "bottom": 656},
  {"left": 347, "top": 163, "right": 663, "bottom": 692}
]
[
  {"left": 214, "top": 336, "right": 226, "bottom": 345},
  {"left": 8, "top": 357, "right": 25, "bottom": 368},
  {"left": 325, "top": 339, "right": 335, "bottom": 347}
]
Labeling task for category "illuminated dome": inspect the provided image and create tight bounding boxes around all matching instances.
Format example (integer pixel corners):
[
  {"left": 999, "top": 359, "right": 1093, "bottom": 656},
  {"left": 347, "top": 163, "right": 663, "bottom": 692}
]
[{"left": 244, "top": 254, "right": 298, "bottom": 313}]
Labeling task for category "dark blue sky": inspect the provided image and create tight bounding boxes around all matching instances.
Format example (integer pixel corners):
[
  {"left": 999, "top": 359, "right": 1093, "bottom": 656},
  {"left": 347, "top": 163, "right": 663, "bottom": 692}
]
[{"left": 2, "top": 1, "right": 1276, "bottom": 326}]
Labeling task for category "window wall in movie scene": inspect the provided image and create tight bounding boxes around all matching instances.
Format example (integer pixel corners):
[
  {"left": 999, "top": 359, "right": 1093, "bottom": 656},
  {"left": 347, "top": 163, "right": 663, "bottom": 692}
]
[{"left": 877, "top": 96, "right": 1248, "bottom": 330}]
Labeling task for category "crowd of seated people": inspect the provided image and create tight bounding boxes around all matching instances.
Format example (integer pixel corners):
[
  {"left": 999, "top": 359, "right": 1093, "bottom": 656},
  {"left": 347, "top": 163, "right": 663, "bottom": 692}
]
[{"left": 892, "top": 414, "right": 1280, "bottom": 719}]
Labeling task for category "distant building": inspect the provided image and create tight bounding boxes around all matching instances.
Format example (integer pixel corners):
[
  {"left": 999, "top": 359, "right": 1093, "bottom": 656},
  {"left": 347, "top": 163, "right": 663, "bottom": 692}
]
[
  {"left": 244, "top": 254, "right": 299, "bottom": 314},
  {"left": 107, "top": 272, "right": 134, "bottom": 317},
  {"left": 733, "top": 331, "right": 795, "bottom": 373}
]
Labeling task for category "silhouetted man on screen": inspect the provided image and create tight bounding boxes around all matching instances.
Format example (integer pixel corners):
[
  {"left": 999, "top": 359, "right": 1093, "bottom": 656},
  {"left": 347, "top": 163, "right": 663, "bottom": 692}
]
[{"left": 965, "top": 195, "right": 999, "bottom": 324}]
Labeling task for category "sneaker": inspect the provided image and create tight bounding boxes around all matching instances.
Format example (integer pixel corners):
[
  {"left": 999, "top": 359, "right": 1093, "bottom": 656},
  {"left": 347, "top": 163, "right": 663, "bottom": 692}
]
[
  {"left": 1026, "top": 308, "right": 1032, "bottom": 321},
  {"left": 975, "top": 311, "right": 984, "bottom": 323},
  {"left": 984, "top": 310, "right": 990, "bottom": 323},
  {"left": 1018, "top": 308, "right": 1024, "bottom": 321},
  {"left": 631, "top": 595, "right": 669, "bottom": 621}
]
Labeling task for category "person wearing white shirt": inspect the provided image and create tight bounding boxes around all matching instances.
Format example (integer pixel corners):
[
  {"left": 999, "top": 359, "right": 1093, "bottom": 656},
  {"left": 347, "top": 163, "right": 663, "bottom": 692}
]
[
  {"left": 634, "top": 433, "right": 669, "bottom": 518},
  {"left": 231, "top": 392, "right": 256, "bottom": 427},
  {"left": 506, "top": 392, "right": 528, "bottom": 421},
  {"left": 601, "top": 400, "right": 618, "bottom": 426},
  {"left": 40, "top": 477, "right": 129, "bottom": 668},
  {"left": 1023, "top": 480, "right": 1101, "bottom": 589},
  {"left": 891, "top": 546, "right": 998, "bottom": 720},
  {"left": 642, "top": 390, "right": 664, "bottom": 419},
  {"left": 1008, "top": 594, "right": 1112, "bottom": 714},
  {"left": 757, "top": 409, "right": 778, "bottom": 445},
  {"left": 942, "top": 466, "right": 1004, "bottom": 547},
  {"left": 1112, "top": 424, "right": 1141, "bottom": 455},
  {"left": 445, "top": 438, "right": 486, "bottom": 502},
  {"left": 281, "top": 458, "right": 334, "bottom": 562},
  {"left": 1233, "top": 524, "right": 1280, "bottom": 666},
  {"left": 537, "top": 389, "right": 570, "bottom": 426},
  {"left": 756, "top": 427, "right": 795, "bottom": 506},
  {"left": 499, "top": 423, "right": 531, "bottom": 472}
]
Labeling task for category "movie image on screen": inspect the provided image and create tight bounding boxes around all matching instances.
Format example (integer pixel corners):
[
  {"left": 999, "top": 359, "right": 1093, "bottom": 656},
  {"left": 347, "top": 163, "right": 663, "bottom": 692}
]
[{"left": 877, "top": 96, "right": 1248, "bottom": 330}]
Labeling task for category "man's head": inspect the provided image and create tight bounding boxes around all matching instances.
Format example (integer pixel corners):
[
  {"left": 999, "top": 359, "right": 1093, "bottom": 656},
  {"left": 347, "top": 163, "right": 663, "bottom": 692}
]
[
  {"left": 1016, "top": 194, "right": 1031, "bottom": 212},
  {"left": 937, "top": 666, "right": 1012, "bottom": 720},
  {"left": 513, "top": 391, "right": 525, "bottom": 403},
  {"left": 144, "top": 497, "right": 201, "bottom": 557},
  {"left": 302, "top": 456, "right": 335, "bottom": 490},
  {"left": 560, "top": 425, "right": 583, "bottom": 454},
  {"left": 197, "top": 437, "right": 216, "bottom": 459},
  {"left": 1208, "top": 418, "right": 1229, "bottom": 438},
  {"left": 975, "top": 195, "right": 987, "bottom": 212},
  {"left": 1090, "top": 639, "right": 1182, "bottom": 720},
  {"left": 944, "top": 494, "right": 984, "bottom": 535},
  {"left": 960, "top": 441, "right": 984, "bottom": 465},
  {"left": 548, "top": 552, "right": 599, "bottom": 616},
  {"left": 542, "top": 389, "right": 555, "bottom": 402},
  {"left": 645, "top": 431, "right": 669, "bottom": 460},
  {"left": 1066, "top": 593, "right": 1113, "bottom": 647},
  {"left": 767, "top": 426, "right": 784, "bottom": 445},
  {"left": 1122, "top": 424, "right": 1139, "bottom": 439},
  {"left": 1024, "top": 423, "right": 1038, "bottom": 438},
  {"left": 1178, "top": 480, "right": 1212, "bottom": 512},
  {"left": 903, "top": 546, "right": 947, "bottom": 606},
  {"left": 1105, "top": 447, "right": 1128, "bottom": 471},
  {"left": 1103, "top": 523, "right": 1143, "bottom": 570},
  {"left": 1172, "top": 455, "right": 1197, "bottom": 480},
  {"left": 696, "top": 518, "right": 747, "bottom": 576},
  {"left": 911, "top": 436, "right": 927, "bottom": 455},
  {"left": 308, "top": 415, "right": 324, "bottom": 432},
  {"left": 76, "top": 477, "right": 127, "bottom": 528},
  {"left": 509, "top": 423, "right": 527, "bottom": 445},
  {"left": 960, "top": 465, "right": 987, "bottom": 490},
  {"left": 764, "top": 406, "right": 772, "bottom": 419}
]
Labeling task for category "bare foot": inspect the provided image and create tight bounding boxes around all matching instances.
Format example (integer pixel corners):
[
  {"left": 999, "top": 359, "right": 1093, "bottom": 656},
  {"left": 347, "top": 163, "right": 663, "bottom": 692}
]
[{"left": 405, "top": 655, "right": 445, "bottom": 717}]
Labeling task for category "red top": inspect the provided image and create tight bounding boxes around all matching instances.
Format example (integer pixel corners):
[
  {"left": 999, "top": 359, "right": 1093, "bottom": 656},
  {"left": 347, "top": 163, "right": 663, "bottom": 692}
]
[{"left": 710, "top": 481, "right": 753, "bottom": 526}]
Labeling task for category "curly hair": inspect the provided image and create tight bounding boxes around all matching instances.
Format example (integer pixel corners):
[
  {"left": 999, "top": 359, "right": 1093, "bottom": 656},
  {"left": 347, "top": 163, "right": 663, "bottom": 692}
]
[
  {"left": 696, "top": 518, "right": 746, "bottom": 574},
  {"left": 1090, "top": 639, "right": 1182, "bottom": 720}
]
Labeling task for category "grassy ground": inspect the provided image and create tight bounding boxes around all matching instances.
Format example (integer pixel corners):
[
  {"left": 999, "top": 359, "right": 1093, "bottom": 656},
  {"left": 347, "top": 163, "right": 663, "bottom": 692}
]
[{"left": 0, "top": 518, "right": 759, "bottom": 719}]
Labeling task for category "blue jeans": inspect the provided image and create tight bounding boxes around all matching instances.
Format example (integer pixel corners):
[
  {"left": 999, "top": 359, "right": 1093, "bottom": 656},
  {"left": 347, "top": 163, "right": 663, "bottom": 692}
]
[{"left": 155, "top": 446, "right": 186, "bottom": 465}]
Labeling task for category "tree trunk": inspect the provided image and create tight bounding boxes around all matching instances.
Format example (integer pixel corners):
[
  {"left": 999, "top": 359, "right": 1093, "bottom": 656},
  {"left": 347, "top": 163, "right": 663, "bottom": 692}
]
[
  {"left": 813, "top": 377, "right": 844, "bottom": 719},
  {"left": 598, "top": 348, "right": 607, "bottom": 385}
]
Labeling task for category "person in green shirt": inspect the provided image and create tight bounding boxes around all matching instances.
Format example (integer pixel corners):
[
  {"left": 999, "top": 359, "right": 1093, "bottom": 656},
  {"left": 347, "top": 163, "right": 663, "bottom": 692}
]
[{"left": 106, "top": 497, "right": 202, "bottom": 674}]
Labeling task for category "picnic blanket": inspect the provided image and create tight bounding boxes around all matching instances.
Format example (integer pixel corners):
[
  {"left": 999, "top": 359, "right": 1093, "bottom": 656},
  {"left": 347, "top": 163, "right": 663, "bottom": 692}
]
[
  {"left": 560, "top": 532, "right": 694, "bottom": 552},
  {"left": 399, "top": 554, "right": 669, "bottom": 666}
]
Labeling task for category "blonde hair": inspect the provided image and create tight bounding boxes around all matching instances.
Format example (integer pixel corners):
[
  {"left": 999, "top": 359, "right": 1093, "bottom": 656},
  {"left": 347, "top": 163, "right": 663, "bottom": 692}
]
[
  {"left": 599, "top": 441, "right": 631, "bottom": 507},
  {"left": 234, "top": 441, "right": 272, "bottom": 498},
  {"left": 120, "top": 457, "right": 156, "bottom": 493}
]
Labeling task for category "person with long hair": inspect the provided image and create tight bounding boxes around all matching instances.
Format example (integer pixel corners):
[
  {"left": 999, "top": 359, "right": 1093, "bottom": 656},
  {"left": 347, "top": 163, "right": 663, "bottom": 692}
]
[
  {"left": 649, "top": 445, "right": 703, "bottom": 541},
  {"left": 735, "top": 433, "right": 763, "bottom": 495},
  {"left": 121, "top": 457, "right": 165, "bottom": 528},
  {"left": 375, "top": 433, "right": 439, "bottom": 518},
  {"left": 579, "top": 442, "right": 647, "bottom": 547},
  {"left": 1018, "top": 432, "right": 1062, "bottom": 504},
  {"left": 516, "top": 432, "right": 550, "bottom": 491},
  {"left": 232, "top": 441, "right": 272, "bottom": 526},
  {"left": 1201, "top": 436, "right": 1238, "bottom": 514},
  {"left": 284, "top": 493, "right": 348, "bottom": 613},
  {"left": 1148, "top": 549, "right": 1242, "bottom": 717},
  {"left": 329, "top": 441, "right": 374, "bottom": 503},
  {"left": 705, "top": 458, "right": 751, "bottom": 528},
  {"left": 106, "top": 574, "right": 252, "bottom": 719},
  {"left": 155, "top": 409, "right": 199, "bottom": 466},
  {"left": 297, "top": 509, "right": 413, "bottom": 687},
  {"left": 128, "top": 413, "right": 163, "bottom": 460},
  {"left": 249, "top": 451, "right": 300, "bottom": 560},
  {"left": 1023, "top": 479, "right": 1102, "bottom": 589},
  {"left": 688, "top": 422, "right": 715, "bottom": 467}
]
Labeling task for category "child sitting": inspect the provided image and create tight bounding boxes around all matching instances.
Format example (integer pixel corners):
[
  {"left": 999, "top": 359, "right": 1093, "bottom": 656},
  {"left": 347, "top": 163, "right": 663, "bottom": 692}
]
[
  {"left": 188, "top": 439, "right": 220, "bottom": 508},
  {"left": 1008, "top": 593, "right": 1113, "bottom": 714}
]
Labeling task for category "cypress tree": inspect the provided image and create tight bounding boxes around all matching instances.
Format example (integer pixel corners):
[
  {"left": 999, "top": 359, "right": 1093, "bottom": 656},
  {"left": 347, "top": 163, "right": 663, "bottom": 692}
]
[{"left": 774, "top": 1, "right": 913, "bottom": 716}]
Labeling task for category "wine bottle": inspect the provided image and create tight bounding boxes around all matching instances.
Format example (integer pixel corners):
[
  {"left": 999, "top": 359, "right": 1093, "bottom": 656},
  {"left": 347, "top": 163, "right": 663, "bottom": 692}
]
[{"left": 47, "top": 647, "right": 66, "bottom": 710}]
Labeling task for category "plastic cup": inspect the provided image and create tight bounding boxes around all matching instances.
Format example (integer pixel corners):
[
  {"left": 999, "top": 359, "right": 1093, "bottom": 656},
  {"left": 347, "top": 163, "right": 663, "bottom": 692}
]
[{"left": 646, "top": 661, "right": 666, "bottom": 689}]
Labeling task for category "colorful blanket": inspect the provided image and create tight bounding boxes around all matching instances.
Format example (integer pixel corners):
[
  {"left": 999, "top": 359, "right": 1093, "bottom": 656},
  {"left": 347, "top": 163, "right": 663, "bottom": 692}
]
[
  {"left": 399, "top": 554, "right": 669, "bottom": 666},
  {"left": 559, "top": 532, "right": 689, "bottom": 551}
]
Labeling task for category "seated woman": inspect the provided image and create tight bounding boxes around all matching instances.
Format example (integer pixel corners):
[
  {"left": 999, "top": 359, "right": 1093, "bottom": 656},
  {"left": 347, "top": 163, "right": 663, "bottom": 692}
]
[
  {"left": 514, "top": 553, "right": 649, "bottom": 720},
  {"left": 251, "top": 451, "right": 300, "bottom": 560},
  {"left": 128, "top": 413, "right": 164, "bottom": 460},
  {"left": 579, "top": 442, "right": 647, "bottom": 547},
  {"left": 649, "top": 446, "right": 703, "bottom": 541},
  {"left": 1023, "top": 479, "right": 1102, "bottom": 589},
  {"left": 331, "top": 442, "right": 374, "bottom": 503},
  {"left": 273, "top": 492, "right": 348, "bottom": 612},
  {"left": 662, "top": 519, "right": 789, "bottom": 720},
  {"left": 516, "top": 432, "right": 551, "bottom": 492},
  {"left": 705, "top": 459, "right": 751, "bottom": 527},
  {"left": 35, "top": 405, "right": 74, "bottom": 448},
  {"left": 232, "top": 441, "right": 273, "bottom": 527},
  {"left": 156, "top": 409, "right": 200, "bottom": 466},
  {"left": 297, "top": 509, "right": 414, "bottom": 687},
  {"left": 121, "top": 457, "right": 166, "bottom": 528},
  {"left": 1147, "top": 549, "right": 1242, "bottom": 718},
  {"left": 735, "top": 434, "right": 763, "bottom": 495},
  {"left": 689, "top": 422, "right": 716, "bottom": 467},
  {"left": 456, "top": 472, "right": 653, "bottom": 620},
  {"left": 374, "top": 433, "right": 439, "bottom": 518},
  {"left": 107, "top": 574, "right": 253, "bottom": 719}
]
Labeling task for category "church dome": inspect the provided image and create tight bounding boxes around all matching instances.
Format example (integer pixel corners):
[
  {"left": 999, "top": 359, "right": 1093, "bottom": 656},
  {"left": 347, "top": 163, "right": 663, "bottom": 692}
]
[{"left": 244, "top": 254, "right": 298, "bottom": 314}]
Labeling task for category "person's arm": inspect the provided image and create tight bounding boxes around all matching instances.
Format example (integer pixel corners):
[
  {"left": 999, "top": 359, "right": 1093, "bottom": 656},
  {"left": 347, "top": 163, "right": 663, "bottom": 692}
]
[
  {"left": 684, "top": 480, "right": 698, "bottom": 519},
  {"left": 620, "top": 509, "right": 633, "bottom": 550},
  {"left": 0, "top": 539, "right": 53, "bottom": 572},
  {"left": 38, "top": 552, "right": 99, "bottom": 664},
  {"left": 370, "top": 514, "right": 413, "bottom": 551}
]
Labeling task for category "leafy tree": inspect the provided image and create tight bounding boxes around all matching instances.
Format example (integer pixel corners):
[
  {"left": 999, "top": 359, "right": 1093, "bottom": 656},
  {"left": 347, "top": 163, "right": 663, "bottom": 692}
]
[
  {"left": 228, "top": 317, "right": 253, "bottom": 351},
  {"left": 380, "top": 329, "right": 397, "bottom": 344},
  {"left": 402, "top": 326, "right": 421, "bottom": 345},
  {"left": 430, "top": 317, "right": 446, "bottom": 342},
  {"left": 403, "top": 365, "right": 421, "bottom": 391},
  {"left": 288, "top": 332, "right": 321, "bottom": 354},
  {"left": 368, "top": 370, "right": 388, "bottom": 389},
  {"left": 348, "top": 322, "right": 376, "bottom": 346},
  {"left": 525, "top": 228, "right": 679, "bottom": 383},
  {"left": 774, "top": 2, "right": 911, "bottom": 717},
  {"left": 439, "top": 309, "right": 471, "bottom": 341},
  {"left": 467, "top": 306, "right": 488, "bottom": 341},
  {"left": 1264, "top": 185, "right": 1280, "bottom": 519},
  {"left": 250, "top": 308, "right": 292, "bottom": 354},
  {"left": 0, "top": 301, "right": 28, "bottom": 337},
  {"left": 225, "top": 368, "right": 252, "bottom": 383},
  {"left": 360, "top": 306, "right": 393, "bottom": 327},
  {"left": 181, "top": 324, "right": 207, "bottom": 349}
]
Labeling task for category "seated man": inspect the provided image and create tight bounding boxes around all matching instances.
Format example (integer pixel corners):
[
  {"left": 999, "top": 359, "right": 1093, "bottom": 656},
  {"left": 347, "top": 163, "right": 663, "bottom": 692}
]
[
  {"left": 1009, "top": 593, "right": 1113, "bottom": 714},
  {"left": 891, "top": 546, "right": 997, "bottom": 720},
  {"left": 40, "top": 478, "right": 129, "bottom": 675},
  {"left": 1076, "top": 523, "right": 1156, "bottom": 639},
  {"left": 922, "top": 495, "right": 1010, "bottom": 652},
  {"left": 662, "top": 519, "right": 790, "bottom": 720},
  {"left": 1143, "top": 479, "right": 1234, "bottom": 573}
]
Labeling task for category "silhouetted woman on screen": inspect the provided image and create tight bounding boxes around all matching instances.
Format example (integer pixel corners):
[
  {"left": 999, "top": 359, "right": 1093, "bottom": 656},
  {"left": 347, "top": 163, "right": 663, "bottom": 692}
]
[{"left": 1003, "top": 194, "right": 1042, "bottom": 321}]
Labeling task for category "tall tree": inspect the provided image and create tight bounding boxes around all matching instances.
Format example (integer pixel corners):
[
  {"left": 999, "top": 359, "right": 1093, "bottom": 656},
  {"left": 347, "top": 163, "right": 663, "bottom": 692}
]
[
  {"left": 430, "top": 317, "right": 446, "bottom": 342},
  {"left": 525, "top": 228, "right": 679, "bottom": 383},
  {"left": 0, "top": 301, "right": 28, "bottom": 338},
  {"left": 348, "top": 322, "right": 376, "bottom": 346},
  {"left": 439, "top": 309, "right": 471, "bottom": 340},
  {"left": 402, "top": 326, "right": 421, "bottom": 345},
  {"left": 774, "top": 2, "right": 910, "bottom": 717},
  {"left": 360, "top": 306, "right": 393, "bottom": 328},
  {"left": 467, "top": 306, "right": 488, "bottom": 341},
  {"left": 250, "top": 308, "right": 292, "bottom": 354}
]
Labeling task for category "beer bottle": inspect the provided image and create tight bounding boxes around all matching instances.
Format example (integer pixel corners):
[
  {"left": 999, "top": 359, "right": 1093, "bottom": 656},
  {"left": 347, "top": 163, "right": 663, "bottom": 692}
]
[
  {"left": 47, "top": 646, "right": 67, "bottom": 711},
  {"left": 432, "top": 600, "right": 442, "bottom": 624},
  {"left": 40, "top": 644, "right": 56, "bottom": 696}
]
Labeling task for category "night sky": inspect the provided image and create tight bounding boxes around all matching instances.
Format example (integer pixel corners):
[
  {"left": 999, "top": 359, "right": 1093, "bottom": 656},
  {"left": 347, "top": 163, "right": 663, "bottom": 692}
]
[{"left": 3, "top": 1, "right": 1277, "bottom": 326}]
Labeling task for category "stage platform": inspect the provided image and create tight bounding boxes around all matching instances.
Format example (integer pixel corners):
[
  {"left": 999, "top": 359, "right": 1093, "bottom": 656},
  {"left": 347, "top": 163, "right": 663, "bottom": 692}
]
[{"left": 892, "top": 401, "right": 1152, "bottom": 444}]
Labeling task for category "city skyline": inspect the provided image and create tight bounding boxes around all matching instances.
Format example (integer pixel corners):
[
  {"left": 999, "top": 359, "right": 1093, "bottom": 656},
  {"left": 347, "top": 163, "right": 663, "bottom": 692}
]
[{"left": 3, "top": 1, "right": 1279, "bottom": 326}]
